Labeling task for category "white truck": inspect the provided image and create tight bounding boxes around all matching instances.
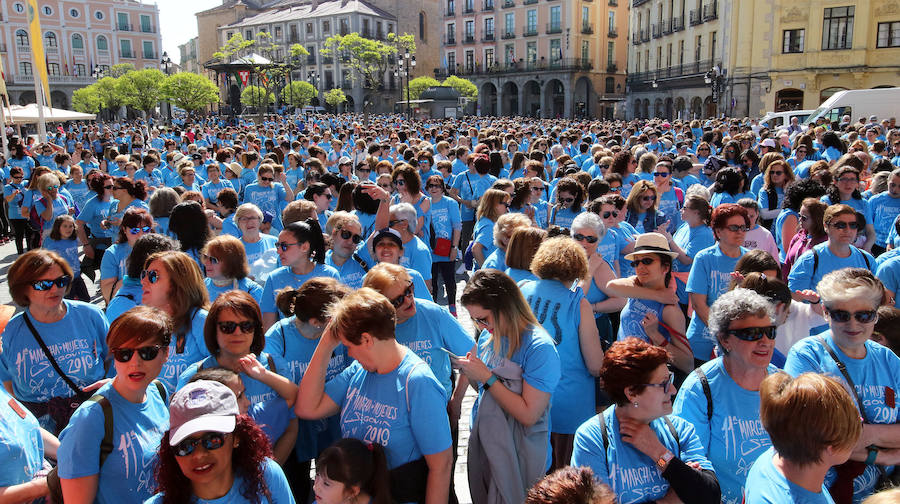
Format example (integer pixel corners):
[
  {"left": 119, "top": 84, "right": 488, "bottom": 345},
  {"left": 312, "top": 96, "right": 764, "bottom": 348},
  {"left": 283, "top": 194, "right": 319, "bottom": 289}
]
[{"left": 804, "top": 88, "right": 900, "bottom": 125}]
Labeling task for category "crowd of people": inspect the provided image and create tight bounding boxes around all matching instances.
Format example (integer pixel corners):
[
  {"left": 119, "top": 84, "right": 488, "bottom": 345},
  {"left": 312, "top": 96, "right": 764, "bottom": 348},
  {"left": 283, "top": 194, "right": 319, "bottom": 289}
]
[{"left": 1, "top": 110, "right": 900, "bottom": 504}]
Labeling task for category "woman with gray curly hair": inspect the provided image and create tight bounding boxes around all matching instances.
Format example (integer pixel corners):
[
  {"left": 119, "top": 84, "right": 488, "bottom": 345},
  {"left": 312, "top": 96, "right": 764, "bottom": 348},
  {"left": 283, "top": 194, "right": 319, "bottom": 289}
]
[{"left": 672, "top": 288, "right": 779, "bottom": 504}]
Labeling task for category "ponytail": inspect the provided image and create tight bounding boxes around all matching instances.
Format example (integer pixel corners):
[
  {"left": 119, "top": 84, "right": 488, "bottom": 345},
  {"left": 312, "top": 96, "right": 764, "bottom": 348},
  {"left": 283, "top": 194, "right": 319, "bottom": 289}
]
[
  {"left": 283, "top": 218, "right": 326, "bottom": 263},
  {"left": 368, "top": 442, "right": 391, "bottom": 504}
]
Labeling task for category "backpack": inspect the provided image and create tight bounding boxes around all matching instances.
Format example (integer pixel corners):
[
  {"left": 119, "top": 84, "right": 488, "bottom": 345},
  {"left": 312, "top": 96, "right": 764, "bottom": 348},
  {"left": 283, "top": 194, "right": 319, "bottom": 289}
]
[
  {"left": 597, "top": 406, "right": 681, "bottom": 465},
  {"left": 812, "top": 246, "right": 872, "bottom": 278}
]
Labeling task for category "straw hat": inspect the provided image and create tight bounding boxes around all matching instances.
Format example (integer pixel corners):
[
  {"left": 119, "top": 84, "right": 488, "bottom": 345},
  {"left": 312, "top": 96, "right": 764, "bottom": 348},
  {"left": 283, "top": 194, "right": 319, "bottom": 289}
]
[{"left": 624, "top": 233, "right": 679, "bottom": 261}]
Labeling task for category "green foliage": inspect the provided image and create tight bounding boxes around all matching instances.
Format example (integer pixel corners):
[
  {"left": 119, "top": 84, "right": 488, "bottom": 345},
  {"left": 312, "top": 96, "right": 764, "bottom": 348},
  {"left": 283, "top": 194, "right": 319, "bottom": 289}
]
[
  {"left": 72, "top": 85, "right": 101, "bottom": 114},
  {"left": 442, "top": 75, "right": 478, "bottom": 98},
  {"left": 387, "top": 32, "right": 416, "bottom": 54},
  {"left": 213, "top": 33, "right": 255, "bottom": 62},
  {"left": 280, "top": 81, "right": 317, "bottom": 108},
  {"left": 94, "top": 77, "right": 125, "bottom": 110},
  {"left": 160, "top": 73, "right": 220, "bottom": 113},
  {"left": 289, "top": 44, "right": 309, "bottom": 60},
  {"left": 118, "top": 69, "right": 166, "bottom": 114},
  {"left": 406, "top": 76, "right": 441, "bottom": 100},
  {"left": 324, "top": 88, "right": 347, "bottom": 108},
  {"left": 321, "top": 33, "right": 396, "bottom": 90},
  {"left": 109, "top": 63, "right": 136, "bottom": 78},
  {"left": 241, "top": 85, "right": 274, "bottom": 109}
]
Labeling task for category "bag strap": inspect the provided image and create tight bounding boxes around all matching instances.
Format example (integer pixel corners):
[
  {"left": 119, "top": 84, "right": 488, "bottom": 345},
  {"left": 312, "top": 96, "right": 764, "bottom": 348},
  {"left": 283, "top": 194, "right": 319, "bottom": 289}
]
[
  {"left": 817, "top": 336, "right": 870, "bottom": 423},
  {"left": 266, "top": 353, "right": 277, "bottom": 374},
  {"left": 88, "top": 395, "right": 115, "bottom": 467},
  {"left": 695, "top": 367, "right": 713, "bottom": 423},
  {"left": 664, "top": 416, "right": 682, "bottom": 454},
  {"left": 352, "top": 251, "right": 370, "bottom": 272},
  {"left": 22, "top": 312, "right": 86, "bottom": 398}
]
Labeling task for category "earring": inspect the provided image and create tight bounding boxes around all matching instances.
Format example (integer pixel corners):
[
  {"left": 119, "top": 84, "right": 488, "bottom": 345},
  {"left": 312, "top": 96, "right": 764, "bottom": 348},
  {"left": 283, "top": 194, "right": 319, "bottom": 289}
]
[{"left": 633, "top": 401, "right": 639, "bottom": 408}]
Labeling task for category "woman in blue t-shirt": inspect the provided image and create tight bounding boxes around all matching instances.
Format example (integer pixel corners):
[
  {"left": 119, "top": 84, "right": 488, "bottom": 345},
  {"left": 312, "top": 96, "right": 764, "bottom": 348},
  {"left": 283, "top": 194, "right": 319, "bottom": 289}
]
[
  {"left": 295, "top": 288, "right": 453, "bottom": 504},
  {"left": 549, "top": 177, "right": 586, "bottom": 230},
  {"left": 472, "top": 189, "right": 510, "bottom": 268},
  {"left": 519, "top": 237, "right": 605, "bottom": 470},
  {"left": 673, "top": 288, "right": 779, "bottom": 504},
  {"left": 757, "top": 160, "right": 795, "bottom": 230},
  {"left": 58, "top": 306, "right": 172, "bottom": 504},
  {"left": 572, "top": 212, "right": 624, "bottom": 349},
  {"left": 147, "top": 380, "right": 294, "bottom": 504},
  {"left": 823, "top": 164, "right": 875, "bottom": 249},
  {"left": 100, "top": 207, "right": 154, "bottom": 303},
  {"left": 456, "top": 269, "right": 562, "bottom": 503},
  {"left": 202, "top": 234, "right": 264, "bottom": 304},
  {"left": 571, "top": 338, "right": 720, "bottom": 504},
  {"left": 625, "top": 180, "right": 668, "bottom": 234}
]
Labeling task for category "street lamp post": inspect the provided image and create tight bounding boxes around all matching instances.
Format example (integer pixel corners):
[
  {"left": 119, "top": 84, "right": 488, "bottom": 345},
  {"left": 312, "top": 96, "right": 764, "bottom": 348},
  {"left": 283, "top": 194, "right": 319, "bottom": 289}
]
[
  {"left": 704, "top": 65, "right": 725, "bottom": 118},
  {"left": 394, "top": 51, "right": 416, "bottom": 120},
  {"left": 160, "top": 51, "right": 173, "bottom": 124}
]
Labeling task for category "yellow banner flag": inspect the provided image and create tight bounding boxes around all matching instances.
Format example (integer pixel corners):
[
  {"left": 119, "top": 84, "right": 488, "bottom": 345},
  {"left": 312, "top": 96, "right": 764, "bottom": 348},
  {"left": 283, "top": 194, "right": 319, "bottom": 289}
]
[{"left": 26, "top": 0, "right": 50, "bottom": 105}]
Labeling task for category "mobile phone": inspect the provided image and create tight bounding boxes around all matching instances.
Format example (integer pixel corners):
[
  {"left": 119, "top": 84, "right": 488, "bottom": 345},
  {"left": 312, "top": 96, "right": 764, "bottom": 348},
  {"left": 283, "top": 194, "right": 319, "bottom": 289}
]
[{"left": 440, "top": 347, "right": 461, "bottom": 360}]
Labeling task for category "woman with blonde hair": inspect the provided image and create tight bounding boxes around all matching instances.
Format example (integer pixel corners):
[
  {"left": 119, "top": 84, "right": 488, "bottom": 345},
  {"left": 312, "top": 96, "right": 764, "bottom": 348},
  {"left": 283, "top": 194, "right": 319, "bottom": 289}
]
[
  {"left": 757, "top": 159, "right": 795, "bottom": 229},
  {"left": 504, "top": 226, "right": 547, "bottom": 284},
  {"left": 625, "top": 180, "right": 667, "bottom": 234},
  {"left": 472, "top": 189, "right": 511, "bottom": 267},
  {"left": 140, "top": 250, "right": 210, "bottom": 391},
  {"left": 201, "top": 234, "right": 264, "bottom": 304},
  {"left": 519, "top": 237, "right": 604, "bottom": 469},
  {"left": 482, "top": 213, "right": 532, "bottom": 271}
]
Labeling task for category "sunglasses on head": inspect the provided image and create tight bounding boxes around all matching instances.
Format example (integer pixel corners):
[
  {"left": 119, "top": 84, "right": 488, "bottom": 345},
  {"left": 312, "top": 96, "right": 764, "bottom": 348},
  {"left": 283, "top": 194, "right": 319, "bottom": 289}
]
[
  {"left": 830, "top": 221, "right": 859, "bottom": 230},
  {"left": 630, "top": 257, "right": 656, "bottom": 268},
  {"left": 826, "top": 308, "right": 877, "bottom": 324},
  {"left": 201, "top": 253, "right": 219, "bottom": 265},
  {"left": 573, "top": 233, "right": 598, "bottom": 243},
  {"left": 340, "top": 229, "right": 362, "bottom": 243},
  {"left": 390, "top": 283, "right": 414, "bottom": 308},
  {"left": 174, "top": 432, "right": 227, "bottom": 457},
  {"left": 129, "top": 226, "right": 152, "bottom": 234},
  {"left": 32, "top": 275, "right": 72, "bottom": 291},
  {"left": 724, "top": 325, "right": 776, "bottom": 342},
  {"left": 217, "top": 320, "right": 257, "bottom": 334},
  {"left": 112, "top": 345, "right": 165, "bottom": 363},
  {"left": 141, "top": 269, "right": 160, "bottom": 283},
  {"left": 277, "top": 241, "right": 299, "bottom": 251}
]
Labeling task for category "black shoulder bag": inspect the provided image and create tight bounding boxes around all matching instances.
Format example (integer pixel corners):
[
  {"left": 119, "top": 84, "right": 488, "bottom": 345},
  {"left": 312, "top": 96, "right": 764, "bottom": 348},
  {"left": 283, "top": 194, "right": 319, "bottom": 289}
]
[{"left": 19, "top": 313, "right": 92, "bottom": 433}]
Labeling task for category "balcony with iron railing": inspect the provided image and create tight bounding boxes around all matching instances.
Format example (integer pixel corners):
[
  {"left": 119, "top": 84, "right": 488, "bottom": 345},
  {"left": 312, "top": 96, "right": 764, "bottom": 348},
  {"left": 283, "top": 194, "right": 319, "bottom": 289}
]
[
  {"left": 632, "top": 0, "right": 651, "bottom": 6},
  {"left": 0, "top": 43, "right": 6, "bottom": 52},
  {"left": 463, "top": 33, "right": 475, "bottom": 43},
  {"left": 444, "top": 34, "right": 457, "bottom": 45},
  {"left": 608, "top": 0, "right": 617, "bottom": 5},
  {"left": 632, "top": 32, "right": 640, "bottom": 45},
  {"left": 482, "top": 32, "right": 495, "bottom": 41},
  {"left": 608, "top": 27, "right": 618, "bottom": 37},
  {"left": 546, "top": 23, "right": 562, "bottom": 34},
  {"left": 625, "top": 58, "right": 713, "bottom": 86},
  {"left": 143, "top": 50, "right": 156, "bottom": 59},
  {"left": 463, "top": 2, "right": 475, "bottom": 13},
  {"left": 703, "top": 0, "right": 718, "bottom": 21},
  {"left": 523, "top": 0, "right": 538, "bottom": 5},
  {"left": 483, "top": 0, "right": 494, "bottom": 10},
  {"left": 307, "top": 55, "right": 316, "bottom": 64},
  {"left": 433, "top": 57, "right": 594, "bottom": 78},
  {"left": 523, "top": 26, "right": 538, "bottom": 36},
  {"left": 120, "top": 50, "right": 134, "bottom": 58},
  {"left": 502, "top": 0, "right": 515, "bottom": 6},
  {"left": 607, "top": 62, "right": 618, "bottom": 72},
  {"left": 641, "top": 28, "right": 650, "bottom": 42},
  {"left": 117, "top": 23, "right": 133, "bottom": 32},
  {"left": 689, "top": 8, "right": 702, "bottom": 25},
  {"left": 661, "top": 19, "right": 672, "bottom": 35},
  {"left": 445, "top": 7, "right": 455, "bottom": 17},
  {"left": 652, "top": 24, "right": 660, "bottom": 39},
  {"left": 581, "top": 23, "right": 593, "bottom": 34},
  {"left": 502, "top": 30, "right": 516, "bottom": 39},
  {"left": 11, "top": 74, "right": 96, "bottom": 85},
  {"left": 322, "top": 56, "right": 333, "bottom": 64},
  {"left": 140, "top": 24, "right": 157, "bottom": 33},
  {"left": 672, "top": 16, "right": 684, "bottom": 31}
]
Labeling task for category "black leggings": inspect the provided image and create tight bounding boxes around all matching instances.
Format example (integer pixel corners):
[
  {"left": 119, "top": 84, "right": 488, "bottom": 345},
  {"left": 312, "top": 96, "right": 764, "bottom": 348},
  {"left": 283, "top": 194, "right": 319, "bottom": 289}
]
[
  {"left": 10, "top": 219, "right": 29, "bottom": 253},
  {"left": 432, "top": 260, "right": 457, "bottom": 306}
]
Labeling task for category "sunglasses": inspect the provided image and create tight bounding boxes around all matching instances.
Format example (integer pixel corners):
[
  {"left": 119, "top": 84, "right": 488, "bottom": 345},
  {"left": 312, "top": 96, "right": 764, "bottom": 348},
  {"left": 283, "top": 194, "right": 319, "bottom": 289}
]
[
  {"left": 573, "top": 233, "right": 599, "bottom": 244},
  {"left": 630, "top": 257, "right": 656, "bottom": 268},
  {"left": 141, "top": 269, "right": 160, "bottom": 283},
  {"left": 174, "top": 432, "right": 227, "bottom": 457},
  {"left": 112, "top": 345, "right": 164, "bottom": 363},
  {"left": 418, "top": 160, "right": 430, "bottom": 165},
  {"left": 389, "top": 219, "right": 405, "bottom": 227},
  {"left": 602, "top": 211, "right": 619, "bottom": 219},
  {"left": 642, "top": 196, "right": 657, "bottom": 202},
  {"left": 129, "top": 226, "right": 152, "bottom": 234},
  {"left": 394, "top": 179, "right": 406, "bottom": 186},
  {"left": 826, "top": 308, "right": 877, "bottom": 324},
  {"left": 32, "top": 275, "right": 72, "bottom": 291},
  {"left": 260, "top": 176, "right": 274, "bottom": 182},
  {"left": 724, "top": 224, "right": 749, "bottom": 232},
  {"left": 652, "top": 172, "right": 669, "bottom": 178},
  {"left": 277, "top": 241, "right": 299, "bottom": 251},
  {"left": 104, "top": 185, "right": 114, "bottom": 190},
  {"left": 644, "top": 371, "right": 675, "bottom": 390},
  {"left": 340, "top": 229, "right": 362, "bottom": 244},
  {"left": 769, "top": 171, "right": 784, "bottom": 176},
  {"left": 322, "top": 193, "right": 333, "bottom": 200},
  {"left": 837, "top": 177, "right": 859, "bottom": 183},
  {"left": 559, "top": 197, "right": 575, "bottom": 204},
  {"left": 609, "top": 186, "right": 621, "bottom": 192},
  {"left": 472, "top": 315, "right": 490, "bottom": 327},
  {"left": 390, "top": 283, "right": 414, "bottom": 308},
  {"left": 217, "top": 320, "right": 257, "bottom": 334},
  {"left": 426, "top": 184, "right": 442, "bottom": 190},
  {"left": 698, "top": 148, "right": 710, "bottom": 152},
  {"left": 531, "top": 186, "right": 544, "bottom": 192},
  {"left": 830, "top": 221, "right": 859, "bottom": 230},
  {"left": 201, "top": 253, "right": 219, "bottom": 265},
  {"left": 724, "top": 325, "right": 777, "bottom": 341},
  {"left": 46, "top": 185, "right": 59, "bottom": 191},
  {"left": 12, "top": 176, "right": 23, "bottom": 180}
]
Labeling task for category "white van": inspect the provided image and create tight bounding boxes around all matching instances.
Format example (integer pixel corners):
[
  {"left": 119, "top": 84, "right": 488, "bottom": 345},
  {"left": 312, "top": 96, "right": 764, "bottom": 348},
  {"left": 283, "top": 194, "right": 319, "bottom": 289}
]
[
  {"left": 804, "top": 88, "right": 900, "bottom": 125},
  {"left": 759, "top": 110, "right": 814, "bottom": 129}
]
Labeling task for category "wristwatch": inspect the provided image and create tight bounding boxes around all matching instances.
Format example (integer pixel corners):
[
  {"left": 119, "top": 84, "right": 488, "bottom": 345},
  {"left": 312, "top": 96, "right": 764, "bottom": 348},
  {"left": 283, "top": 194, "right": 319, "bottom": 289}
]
[{"left": 656, "top": 450, "right": 675, "bottom": 471}]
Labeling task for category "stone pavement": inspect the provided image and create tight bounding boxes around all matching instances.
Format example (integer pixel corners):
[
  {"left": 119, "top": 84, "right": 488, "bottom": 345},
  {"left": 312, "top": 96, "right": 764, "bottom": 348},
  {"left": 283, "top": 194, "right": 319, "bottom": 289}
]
[{"left": 0, "top": 240, "right": 478, "bottom": 504}]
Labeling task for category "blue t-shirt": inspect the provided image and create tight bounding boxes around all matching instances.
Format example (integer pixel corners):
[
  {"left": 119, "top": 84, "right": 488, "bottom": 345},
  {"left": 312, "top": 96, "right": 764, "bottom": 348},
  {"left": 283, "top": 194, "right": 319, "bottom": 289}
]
[
  {"left": 243, "top": 183, "right": 287, "bottom": 231},
  {"left": 43, "top": 237, "right": 81, "bottom": 275},
  {"left": 822, "top": 194, "right": 868, "bottom": 217},
  {"left": 784, "top": 332, "right": 900, "bottom": 502},
  {"left": 325, "top": 350, "right": 452, "bottom": 469},
  {"left": 35, "top": 195, "right": 72, "bottom": 227},
  {"left": 0, "top": 302, "right": 109, "bottom": 406},
  {"left": 106, "top": 276, "right": 143, "bottom": 322},
  {"left": 58, "top": 381, "right": 169, "bottom": 504},
  {"left": 657, "top": 188, "right": 682, "bottom": 233},
  {"left": 177, "top": 353, "right": 292, "bottom": 444},
  {"left": 396, "top": 300, "right": 476, "bottom": 398},
  {"left": 205, "top": 276, "right": 264, "bottom": 304},
  {"left": 481, "top": 248, "right": 506, "bottom": 271},
  {"left": 260, "top": 264, "right": 342, "bottom": 317},
  {"left": 473, "top": 216, "right": 497, "bottom": 266},
  {"left": 571, "top": 408, "right": 715, "bottom": 504},
  {"left": 551, "top": 206, "right": 585, "bottom": 229},
  {"left": 617, "top": 298, "right": 672, "bottom": 344},
  {"left": 672, "top": 223, "right": 715, "bottom": 303},
  {"left": 597, "top": 227, "right": 629, "bottom": 270},
  {"left": 673, "top": 359, "right": 777, "bottom": 504},
  {"left": 711, "top": 191, "right": 756, "bottom": 208},
  {"left": 76, "top": 196, "right": 118, "bottom": 240},
  {"left": 325, "top": 250, "right": 367, "bottom": 289},
  {"left": 743, "top": 448, "right": 835, "bottom": 504},
  {"left": 773, "top": 209, "right": 799, "bottom": 262},
  {"left": 451, "top": 171, "right": 496, "bottom": 221},
  {"left": 686, "top": 244, "right": 747, "bottom": 361},
  {"left": 133, "top": 168, "right": 165, "bottom": 189},
  {"left": 519, "top": 279, "right": 594, "bottom": 434},
  {"left": 157, "top": 309, "right": 210, "bottom": 392},
  {"left": 400, "top": 236, "right": 434, "bottom": 281},
  {"left": 866, "top": 192, "right": 900, "bottom": 247},
  {"left": 787, "top": 243, "right": 875, "bottom": 293},
  {"left": 201, "top": 179, "right": 234, "bottom": 204},
  {"left": 143, "top": 457, "right": 295, "bottom": 504},
  {"left": 264, "top": 318, "right": 347, "bottom": 462},
  {"left": 65, "top": 180, "right": 91, "bottom": 210},
  {"left": 0, "top": 387, "right": 43, "bottom": 487},
  {"left": 100, "top": 242, "right": 131, "bottom": 281},
  {"left": 242, "top": 234, "right": 278, "bottom": 267},
  {"left": 429, "top": 196, "right": 462, "bottom": 262}
]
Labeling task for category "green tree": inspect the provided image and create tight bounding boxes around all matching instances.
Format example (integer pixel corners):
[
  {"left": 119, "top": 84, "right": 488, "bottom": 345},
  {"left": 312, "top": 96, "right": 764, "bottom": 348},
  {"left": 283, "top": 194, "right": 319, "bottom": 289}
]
[
  {"left": 241, "top": 85, "right": 274, "bottom": 110},
  {"left": 280, "top": 81, "right": 317, "bottom": 108},
  {"left": 160, "top": 72, "right": 220, "bottom": 113},
  {"left": 405, "top": 76, "right": 441, "bottom": 100},
  {"left": 321, "top": 33, "right": 395, "bottom": 96},
  {"left": 324, "top": 88, "right": 347, "bottom": 111},
  {"left": 118, "top": 69, "right": 166, "bottom": 115},
  {"left": 442, "top": 75, "right": 478, "bottom": 99},
  {"left": 72, "top": 85, "right": 101, "bottom": 114},
  {"left": 109, "top": 63, "right": 136, "bottom": 78},
  {"left": 94, "top": 76, "right": 126, "bottom": 112}
]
